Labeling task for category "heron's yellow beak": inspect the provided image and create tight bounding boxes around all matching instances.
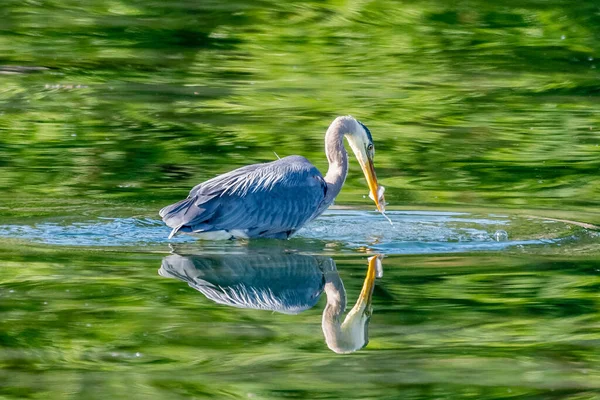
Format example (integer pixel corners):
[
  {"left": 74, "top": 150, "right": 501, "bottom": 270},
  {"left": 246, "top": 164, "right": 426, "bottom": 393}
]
[{"left": 359, "top": 157, "right": 384, "bottom": 212}]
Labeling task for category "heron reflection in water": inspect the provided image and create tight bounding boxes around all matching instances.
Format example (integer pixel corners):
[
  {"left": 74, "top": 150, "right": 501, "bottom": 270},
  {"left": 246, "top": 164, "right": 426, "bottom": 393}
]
[
  {"left": 159, "top": 252, "right": 383, "bottom": 354},
  {"left": 159, "top": 116, "right": 386, "bottom": 240}
]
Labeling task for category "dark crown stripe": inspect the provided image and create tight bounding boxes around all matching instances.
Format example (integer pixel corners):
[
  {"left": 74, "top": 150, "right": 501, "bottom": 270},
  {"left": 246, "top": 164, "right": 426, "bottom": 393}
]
[{"left": 357, "top": 121, "right": 373, "bottom": 142}]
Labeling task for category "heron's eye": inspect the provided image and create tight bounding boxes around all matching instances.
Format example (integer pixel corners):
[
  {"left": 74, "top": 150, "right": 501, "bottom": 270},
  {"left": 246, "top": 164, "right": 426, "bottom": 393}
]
[{"left": 367, "top": 144, "right": 374, "bottom": 151}]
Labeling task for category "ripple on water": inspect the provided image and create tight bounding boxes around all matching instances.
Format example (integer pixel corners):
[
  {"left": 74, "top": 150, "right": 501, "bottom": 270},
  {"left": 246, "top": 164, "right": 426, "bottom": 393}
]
[{"left": 0, "top": 210, "right": 591, "bottom": 254}]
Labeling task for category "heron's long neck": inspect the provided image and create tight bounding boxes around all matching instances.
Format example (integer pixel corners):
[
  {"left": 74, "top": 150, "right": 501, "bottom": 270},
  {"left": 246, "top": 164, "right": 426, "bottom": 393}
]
[
  {"left": 321, "top": 268, "right": 347, "bottom": 351},
  {"left": 323, "top": 118, "right": 352, "bottom": 205}
]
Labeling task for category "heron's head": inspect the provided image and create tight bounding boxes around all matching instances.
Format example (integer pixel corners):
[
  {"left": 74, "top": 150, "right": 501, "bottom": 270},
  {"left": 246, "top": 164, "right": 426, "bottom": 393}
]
[{"left": 346, "top": 119, "right": 384, "bottom": 212}]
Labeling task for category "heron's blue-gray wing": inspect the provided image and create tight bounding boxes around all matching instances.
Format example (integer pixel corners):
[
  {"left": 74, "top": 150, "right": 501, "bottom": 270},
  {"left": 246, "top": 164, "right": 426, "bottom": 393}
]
[{"left": 159, "top": 156, "right": 327, "bottom": 238}]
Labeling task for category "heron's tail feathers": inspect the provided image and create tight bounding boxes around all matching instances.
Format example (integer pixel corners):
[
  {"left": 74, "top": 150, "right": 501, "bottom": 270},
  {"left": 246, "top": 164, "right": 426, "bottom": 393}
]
[
  {"left": 159, "top": 197, "right": 197, "bottom": 234},
  {"left": 160, "top": 197, "right": 194, "bottom": 219},
  {"left": 160, "top": 196, "right": 217, "bottom": 239}
]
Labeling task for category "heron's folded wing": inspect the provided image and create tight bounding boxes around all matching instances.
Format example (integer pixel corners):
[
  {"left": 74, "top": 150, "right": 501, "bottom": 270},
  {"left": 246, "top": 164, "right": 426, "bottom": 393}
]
[
  {"left": 179, "top": 156, "right": 327, "bottom": 236},
  {"left": 162, "top": 156, "right": 327, "bottom": 235},
  {"left": 206, "top": 157, "right": 327, "bottom": 235}
]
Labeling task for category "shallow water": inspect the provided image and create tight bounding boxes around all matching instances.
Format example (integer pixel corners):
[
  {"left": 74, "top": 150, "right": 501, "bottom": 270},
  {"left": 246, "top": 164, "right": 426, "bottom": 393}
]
[{"left": 0, "top": 210, "right": 586, "bottom": 251}]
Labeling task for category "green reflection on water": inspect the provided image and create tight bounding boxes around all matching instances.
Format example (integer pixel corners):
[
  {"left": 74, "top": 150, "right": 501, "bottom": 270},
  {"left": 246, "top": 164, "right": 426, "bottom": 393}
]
[
  {"left": 0, "top": 0, "right": 599, "bottom": 210},
  {"left": 1, "top": 244, "right": 599, "bottom": 399}
]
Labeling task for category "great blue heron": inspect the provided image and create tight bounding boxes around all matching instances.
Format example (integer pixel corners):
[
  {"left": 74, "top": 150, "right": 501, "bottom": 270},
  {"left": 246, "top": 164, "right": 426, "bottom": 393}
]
[
  {"left": 159, "top": 251, "right": 383, "bottom": 354},
  {"left": 159, "top": 116, "right": 384, "bottom": 239}
]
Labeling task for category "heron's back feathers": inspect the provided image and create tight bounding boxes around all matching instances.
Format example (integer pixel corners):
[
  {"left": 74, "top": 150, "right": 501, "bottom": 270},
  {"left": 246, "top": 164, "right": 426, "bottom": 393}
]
[{"left": 159, "top": 156, "right": 327, "bottom": 239}]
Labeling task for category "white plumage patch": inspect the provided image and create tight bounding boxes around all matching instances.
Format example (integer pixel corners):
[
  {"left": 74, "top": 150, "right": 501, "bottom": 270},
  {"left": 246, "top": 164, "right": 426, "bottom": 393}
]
[{"left": 189, "top": 229, "right": 250, "bottom": 240}]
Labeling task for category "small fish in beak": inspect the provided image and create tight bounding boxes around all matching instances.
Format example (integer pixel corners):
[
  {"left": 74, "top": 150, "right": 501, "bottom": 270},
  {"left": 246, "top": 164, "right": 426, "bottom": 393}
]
[
  {"left": 369, "top": 185, "right": 393, "bottom": 225},
  {"left": 368, "top": 185, "right": 387, "bottom": 212}
]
